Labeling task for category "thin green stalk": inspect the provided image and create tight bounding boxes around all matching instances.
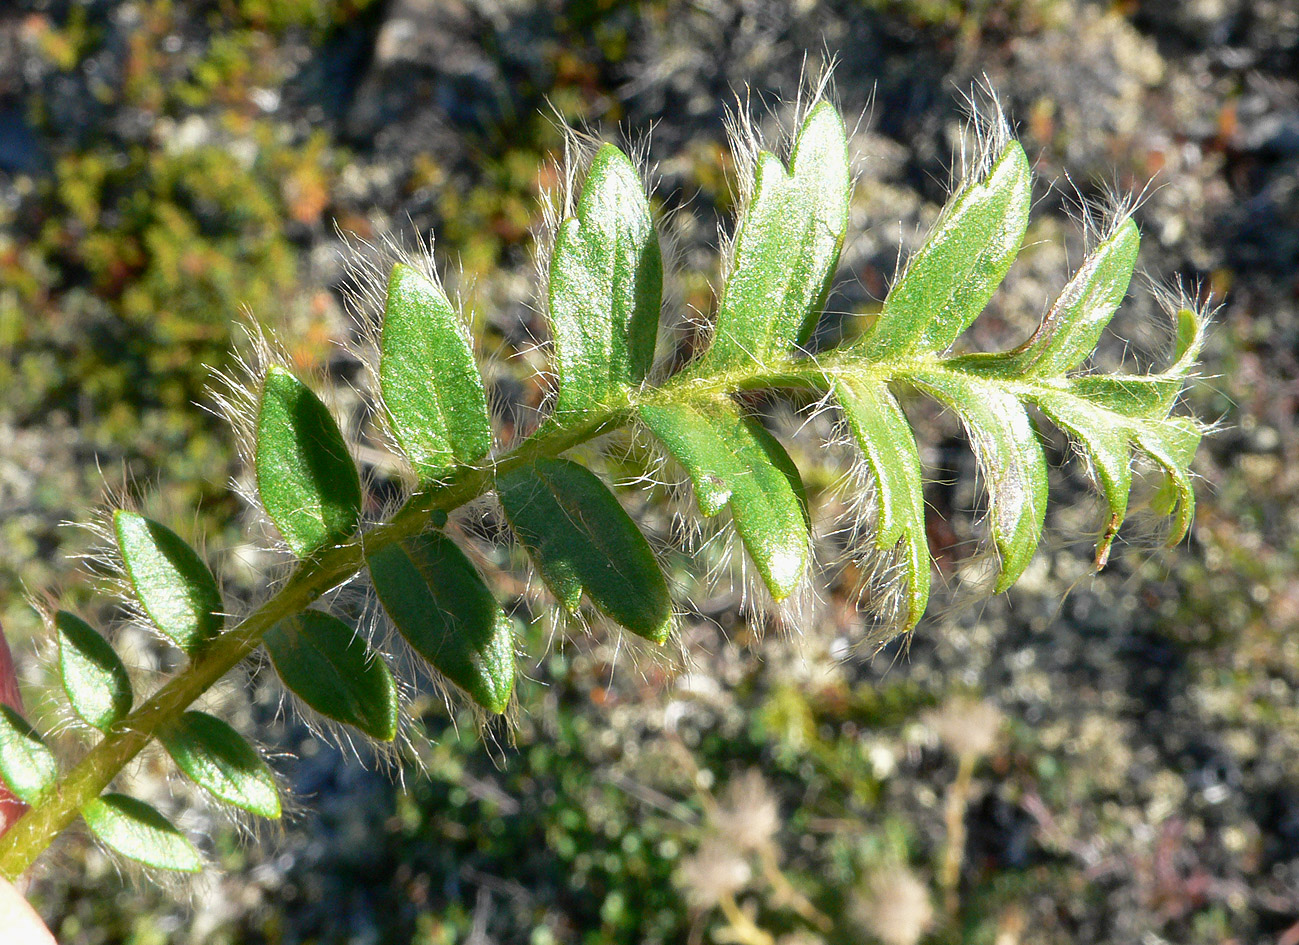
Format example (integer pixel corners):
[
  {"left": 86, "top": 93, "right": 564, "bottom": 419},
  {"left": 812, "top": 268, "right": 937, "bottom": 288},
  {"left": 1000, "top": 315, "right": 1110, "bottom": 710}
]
[{"left": 716, "top": 891, "right": 775, "bottom": 945}]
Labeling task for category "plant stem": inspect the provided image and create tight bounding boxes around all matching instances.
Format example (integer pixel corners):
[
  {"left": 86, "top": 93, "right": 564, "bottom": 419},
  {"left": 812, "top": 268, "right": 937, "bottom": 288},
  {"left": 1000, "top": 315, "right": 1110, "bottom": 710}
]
[
  {"left": 940, "top": 750, "right": 977, "bottom": 918},
  {"left": 716, "top": 892, "right": 775, "bottom": 945},
  {"left": 758, "top": 846, "right": 831, "bottom": 932},
  {"left": 0, "top": 349, "right": 914, "bottom": 878}
]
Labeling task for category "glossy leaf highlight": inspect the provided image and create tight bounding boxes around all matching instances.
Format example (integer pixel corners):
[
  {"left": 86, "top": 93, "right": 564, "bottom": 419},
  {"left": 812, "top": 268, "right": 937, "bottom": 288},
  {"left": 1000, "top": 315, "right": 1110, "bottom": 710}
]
[
  {"left": 703, "top": 101, "right": 850, "bottom": 370},
  {"left": 639, "top": 399, "right": 810, "bottom": 601},
  {"left": 256, "top": 366, "right": 362, "bottom": 557},
  {"left": 860, "top": 141, "right": 1031, "bottom": 360},
  {"left": 549, "top": 144, "right": 662, "bottom": 418},
  {"left": 160, "top": 711, "right": 280, "bottom": 819},
  {"left": 1001, "top": 218, "right": 1140, "bottom": 376},
  {"left": 263, "top": 611, "right": 399, "bottom": 741},
  {"left": 380, "top": 263, "right": 492, "bottom": 479},
  {"left": 368, "top": 532, "right": 516, "bottom": 714},
  {"left": 114, "top": 511, "right": 223, "bottom": 654}
]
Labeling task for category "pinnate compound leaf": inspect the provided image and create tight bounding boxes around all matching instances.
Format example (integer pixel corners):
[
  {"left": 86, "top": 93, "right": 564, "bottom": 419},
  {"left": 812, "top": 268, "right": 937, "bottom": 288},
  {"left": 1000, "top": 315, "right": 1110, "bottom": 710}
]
[
  {"left": 256, "top": 366, "right": 362, "bottom": 558},
  {"left": 57, "top": 612, "right": 133, "bottom": 732},
  {"left": 549, "top": 144, "right": 662, "bottom": 418},
  {"left": 263, "top": 611, "right": 398, "bottom": 741},
  {"left": 496, "top": 458, "right": 672, "bottom": 642},
  {"left": 0, "top": 706, "right": 57, "bottom": 805},
  {"left": 380, "top": 263, "right": 492, "bottom": 479},
  {"left": 859, "top": 141, "right": 1031, "bottom": 360},
  {"left": 639, "top": 400, "right": 810, "bottom": 601},
  {"left": 368, "top": 532, "right": 516, "bottom": 714},
  {"left": 159, "top": 711, "right": 280, "bottom": 819},
  {"left": 703, "top": 101, "right": 850, "bottom": 370},
  {"left": 831, "top": 377, "right": 931, "bottom": 630},
  {"left": 82, "top": 793, "right": 201, "bottom": 872},
  {"left": 912, "top": 371, "right": 1048, "bottom": 591},
  {"left": 114, "top": 511, "right": 223, "bottom": 654}
]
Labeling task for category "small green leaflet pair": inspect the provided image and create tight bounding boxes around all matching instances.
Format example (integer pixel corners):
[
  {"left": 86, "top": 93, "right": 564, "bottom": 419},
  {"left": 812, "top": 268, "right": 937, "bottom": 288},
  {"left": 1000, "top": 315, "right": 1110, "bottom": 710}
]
[
  {"left": 0, "top": 513, "right": 279, "bottom": 871},
  {"left": 0, "top": 700, "right": 181, "bottom": 873}
]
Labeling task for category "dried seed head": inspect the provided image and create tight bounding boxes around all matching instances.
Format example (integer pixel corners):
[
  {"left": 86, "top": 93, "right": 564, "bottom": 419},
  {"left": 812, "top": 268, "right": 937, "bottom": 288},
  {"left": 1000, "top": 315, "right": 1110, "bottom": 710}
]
[
  {"left": 851, "top": 868, "right": 935, "bottom": 945},
  {"left": 711, "top": 769, "right": 781, "bottom": 853},
  {"left": 675, "top": 836, "right": 752, "bottom": 909},
  {"left": 926, "top": 696, "right": 1004, "bottom": 760}
]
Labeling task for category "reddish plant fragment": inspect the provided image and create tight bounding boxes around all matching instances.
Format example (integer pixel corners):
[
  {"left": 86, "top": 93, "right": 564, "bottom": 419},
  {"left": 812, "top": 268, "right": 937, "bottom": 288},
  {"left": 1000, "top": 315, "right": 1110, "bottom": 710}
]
[{"left": 0, "top": 620, "right": 27, "bottom": 836}]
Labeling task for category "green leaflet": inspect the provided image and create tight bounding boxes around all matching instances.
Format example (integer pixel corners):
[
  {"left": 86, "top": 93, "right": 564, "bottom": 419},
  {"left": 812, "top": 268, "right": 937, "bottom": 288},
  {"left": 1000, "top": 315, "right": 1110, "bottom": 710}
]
[
  {"left": 832, "top": 377, "right": 931, "bottom": 631},
  {"left": 82, "top": 794, "right": 201, "bottom": 872},
  {"left": 160, "top": 711, "right": 281, "bottom": 819},
  {"left": 1063, "top": 303, "right": 1207, "bottom": 418},
  {"left": 912, "top": 371, "right": 1048, "bottom": 592},
  {"left": 638, "top": 402, "right": 737, "bottom": 519},
  {"left": 368, "top": 532, "right": 516, "bottom": 714},
  {"left": 1172, "top": 304, "right": 1207, "bottom": 369},
  {"left": 256, "top": 366, "right": 362, "bottom": 558},
  {"left": 56, "top": 612, "right": 133, "bottom": 732},
  {"left": 1136, "top": 417, "right": 1200, "bottom": 544},
  {"left": 549, "top": 144, "right": 662, "bottom": 418},
  {"left": 1028, "top": 390, "right": 1133, "bottom": 565},
  {"left": 0, "top": 706, "right": 58, "bottom": 805},
  {"left": 1068, "top": 374, "right": 1182, "bottom": 418},
  {"left": 702, "top": 101, "right": 850, "bottom": 370},
  {"left": 496, "top": 458, "right": 672, "bottom": 642},
  {"left": 1034, "top": 391, "right": 1200, "bottom": 556},
  {"left": 859, "top": 141, "right": 1031, "bottom": 360},
  {"left": 263, "top": 611, "right": 399, "bottom": 741},
  {"left": 639, "top": 400, "right": 810, "bottom": 601},
  {"left": 114, "top": 511, "right": 223, "bottom": 654},
  {"left": 380, "top": 263, "right": 493, "bottom": 480},
  {"left": 1000, "top": 218, "right": 1140, "bottom": 376}
]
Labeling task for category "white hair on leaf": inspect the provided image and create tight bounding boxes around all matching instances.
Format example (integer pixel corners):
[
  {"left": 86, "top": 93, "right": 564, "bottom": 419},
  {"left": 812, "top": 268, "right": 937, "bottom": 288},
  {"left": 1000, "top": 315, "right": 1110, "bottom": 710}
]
[
  {"left": 334, "top": 225, "right": 491, "bottom": 489},
  {"left": 819, "top": 417, "right": 919, "bottom": 653},
  {"left": 953, "top": 78, "right": 1014, "bottom": 191},
  {"left": 711, "top": 61, "right": 842, "bottom": 355}
]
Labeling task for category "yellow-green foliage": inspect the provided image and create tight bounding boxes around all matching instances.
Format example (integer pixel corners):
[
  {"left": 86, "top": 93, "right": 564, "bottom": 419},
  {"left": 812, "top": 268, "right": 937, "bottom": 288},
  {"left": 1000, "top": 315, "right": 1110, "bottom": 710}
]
[{"left": 0, "top": 3, "right": 368, "bottom": 632}]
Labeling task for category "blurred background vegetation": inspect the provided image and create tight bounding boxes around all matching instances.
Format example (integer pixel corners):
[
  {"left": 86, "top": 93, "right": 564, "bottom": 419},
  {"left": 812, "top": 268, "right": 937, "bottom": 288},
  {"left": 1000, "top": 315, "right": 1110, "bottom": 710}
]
[{"left": 1, "top": 0, "right": 1297, "bottom": 942}]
